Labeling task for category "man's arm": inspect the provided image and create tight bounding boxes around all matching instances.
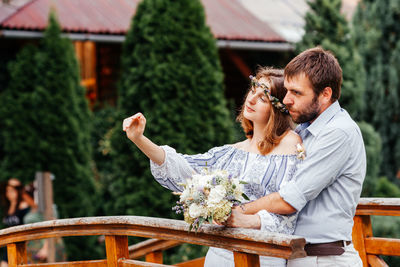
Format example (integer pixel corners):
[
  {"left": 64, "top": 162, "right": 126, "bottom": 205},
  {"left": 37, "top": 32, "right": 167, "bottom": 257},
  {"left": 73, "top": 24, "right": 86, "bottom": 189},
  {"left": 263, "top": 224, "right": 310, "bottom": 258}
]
[{"left": 240, "top": 192, "right": 296, "bottom": 215}]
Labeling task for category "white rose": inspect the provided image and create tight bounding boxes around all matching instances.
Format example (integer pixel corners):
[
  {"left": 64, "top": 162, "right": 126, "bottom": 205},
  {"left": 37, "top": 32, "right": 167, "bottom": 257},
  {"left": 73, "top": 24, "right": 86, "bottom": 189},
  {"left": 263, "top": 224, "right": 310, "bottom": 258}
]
[
  {"left": 207, "top": 185, "right": 226, "bottom": 206},
  {"left": 180, "top": 188, "right": 190, "bottom": 202},
  {"left": 188, "top": 203, "right": 206, "bottom": 218},
  {"left": 193, "top": 174, "right": 212, "bottom": 189}
]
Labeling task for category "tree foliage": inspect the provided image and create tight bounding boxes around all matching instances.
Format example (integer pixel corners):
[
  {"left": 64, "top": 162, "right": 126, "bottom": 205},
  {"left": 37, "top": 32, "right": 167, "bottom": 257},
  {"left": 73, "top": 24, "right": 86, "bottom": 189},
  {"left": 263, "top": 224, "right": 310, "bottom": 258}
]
[
  {"left": 105, "top": 0, "right": 235, "bottom": 218},
  {"left": 297, "top": 0, "right": 365, "bottom": 119},
  {"left": 357, "top": 122, "right": 382, "bottom": 196},
  {"left": 0, "top": 11, "right": 99, "bottom": 260},
  {"left": 353, "top": 0, "right": 400, "bottom": 181}
]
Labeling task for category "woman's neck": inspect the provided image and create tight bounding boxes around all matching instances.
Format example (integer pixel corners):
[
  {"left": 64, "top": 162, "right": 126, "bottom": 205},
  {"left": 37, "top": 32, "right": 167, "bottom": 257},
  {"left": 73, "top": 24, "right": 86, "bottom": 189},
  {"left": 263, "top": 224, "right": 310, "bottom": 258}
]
[{"left": 247, "top": 124, "right": 265, "bottom": 152}]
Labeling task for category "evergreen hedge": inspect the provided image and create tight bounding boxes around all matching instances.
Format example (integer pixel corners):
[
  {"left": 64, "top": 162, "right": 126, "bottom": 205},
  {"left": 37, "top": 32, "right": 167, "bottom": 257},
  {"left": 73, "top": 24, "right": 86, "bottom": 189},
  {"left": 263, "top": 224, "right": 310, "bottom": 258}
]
[
  {"left": 105, "top": 0, "right": 235, "bottom": 220},
  {"left": 297, "top": 0, "right": 365, "bottom": 119},
  {"left": 0, "top": 12, "right": 99, "bottom": 260},
  {"left": 353, "top": 0, "right": 400, "bottom": 182}
]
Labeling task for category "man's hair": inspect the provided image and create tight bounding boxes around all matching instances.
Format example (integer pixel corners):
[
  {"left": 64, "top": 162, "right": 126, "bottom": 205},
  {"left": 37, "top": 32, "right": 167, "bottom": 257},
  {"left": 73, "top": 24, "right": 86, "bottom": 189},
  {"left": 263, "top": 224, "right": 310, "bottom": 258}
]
[{"left": 284, "top": 47, "right": 342, "bottom": 101}]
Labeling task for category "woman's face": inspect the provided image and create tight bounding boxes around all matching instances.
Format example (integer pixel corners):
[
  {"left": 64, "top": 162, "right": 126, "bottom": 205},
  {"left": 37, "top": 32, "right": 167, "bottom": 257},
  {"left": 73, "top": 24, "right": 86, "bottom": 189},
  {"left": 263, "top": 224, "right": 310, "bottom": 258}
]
[
  {"left": 243, "top": 77, "right": 271, "bottom": 125},
  {"left": 6, "top": 185, "right": 18, "bottom": 202}
]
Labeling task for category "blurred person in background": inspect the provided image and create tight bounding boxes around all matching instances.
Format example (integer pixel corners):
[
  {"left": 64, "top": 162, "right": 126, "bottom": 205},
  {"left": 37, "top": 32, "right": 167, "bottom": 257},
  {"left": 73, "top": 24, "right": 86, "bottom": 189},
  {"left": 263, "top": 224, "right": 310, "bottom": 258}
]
[{"left": 0, "top": 178, "right": 33, "bottom": 267}]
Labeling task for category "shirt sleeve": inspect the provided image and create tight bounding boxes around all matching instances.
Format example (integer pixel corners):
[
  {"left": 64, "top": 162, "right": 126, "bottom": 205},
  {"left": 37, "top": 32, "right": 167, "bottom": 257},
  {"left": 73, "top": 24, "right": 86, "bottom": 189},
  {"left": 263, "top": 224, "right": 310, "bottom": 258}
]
[
  {"left": 257, "top": 210, "right": 297, "bottom": 235},
  {"left": 150, "top": 145, "right": 230, "bottom": 192},
  {"left": 279, "top": 128, "right": 351, "bottom": 211}
]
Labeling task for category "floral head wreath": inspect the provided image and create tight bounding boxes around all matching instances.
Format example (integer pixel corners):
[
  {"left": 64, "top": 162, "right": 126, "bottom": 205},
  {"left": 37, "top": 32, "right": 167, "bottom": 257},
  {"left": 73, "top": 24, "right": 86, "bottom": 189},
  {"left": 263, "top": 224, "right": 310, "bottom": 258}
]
[{"left": 249, "top": 75, "right": 289, "bottom": 114}]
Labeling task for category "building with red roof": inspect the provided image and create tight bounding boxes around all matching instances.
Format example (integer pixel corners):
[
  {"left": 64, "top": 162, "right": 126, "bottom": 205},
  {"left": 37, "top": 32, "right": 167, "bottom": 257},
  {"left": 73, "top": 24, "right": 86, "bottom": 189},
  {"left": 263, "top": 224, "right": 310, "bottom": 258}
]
[{"left": 0, "top": 0, "right": 293, "bottom": 107}]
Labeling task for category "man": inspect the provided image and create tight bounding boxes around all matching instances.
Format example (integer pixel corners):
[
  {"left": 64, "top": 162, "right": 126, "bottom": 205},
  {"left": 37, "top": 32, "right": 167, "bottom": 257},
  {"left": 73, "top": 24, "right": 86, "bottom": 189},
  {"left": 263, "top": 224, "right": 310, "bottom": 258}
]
[{"left": 239, "top": 47, "right": 366, "bottom": 266}]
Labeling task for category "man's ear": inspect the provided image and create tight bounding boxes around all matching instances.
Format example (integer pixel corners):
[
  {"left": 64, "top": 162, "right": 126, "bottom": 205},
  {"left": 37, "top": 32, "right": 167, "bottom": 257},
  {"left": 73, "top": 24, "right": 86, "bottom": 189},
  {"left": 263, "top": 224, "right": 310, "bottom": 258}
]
[{"left": 321, "top": 87, "right": 333, "bottom": 104}]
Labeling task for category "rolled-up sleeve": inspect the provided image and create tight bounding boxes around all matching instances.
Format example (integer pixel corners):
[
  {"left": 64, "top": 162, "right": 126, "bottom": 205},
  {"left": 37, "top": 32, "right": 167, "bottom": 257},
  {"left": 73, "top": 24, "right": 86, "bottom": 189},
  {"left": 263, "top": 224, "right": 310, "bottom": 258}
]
[{"left": 279, "top": 128, "right": 351, "bottom": 211}]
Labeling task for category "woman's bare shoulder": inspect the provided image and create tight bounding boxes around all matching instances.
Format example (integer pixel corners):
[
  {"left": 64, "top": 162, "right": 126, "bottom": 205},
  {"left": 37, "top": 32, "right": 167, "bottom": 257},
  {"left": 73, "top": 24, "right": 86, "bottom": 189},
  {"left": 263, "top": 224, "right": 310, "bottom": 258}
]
[
  {"left": 274, "top": 131, "right": 302, "bottom": 154},
  {"left": 231, "top": 139, "right": 248, "bottom": 149},
  {"left": 282, "top": 130, "right": 302, "bottom": 145}
]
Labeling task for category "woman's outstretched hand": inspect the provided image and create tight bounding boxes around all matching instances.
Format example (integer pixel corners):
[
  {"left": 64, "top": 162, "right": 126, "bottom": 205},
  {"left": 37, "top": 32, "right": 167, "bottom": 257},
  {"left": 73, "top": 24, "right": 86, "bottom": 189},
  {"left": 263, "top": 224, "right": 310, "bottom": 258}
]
[{"left": 123, "top": 112, "right": 146, "bottom": 142}]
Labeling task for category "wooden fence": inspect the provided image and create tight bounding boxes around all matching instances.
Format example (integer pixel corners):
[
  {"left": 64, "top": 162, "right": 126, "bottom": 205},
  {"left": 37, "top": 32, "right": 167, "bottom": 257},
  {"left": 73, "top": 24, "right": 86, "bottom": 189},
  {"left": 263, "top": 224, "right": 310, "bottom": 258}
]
[
  {"left": 0, "top": 216, "right": 306, "bottom": 267},
  {"left": 0, "top": 198, "right": 399, "bottom": 266}
]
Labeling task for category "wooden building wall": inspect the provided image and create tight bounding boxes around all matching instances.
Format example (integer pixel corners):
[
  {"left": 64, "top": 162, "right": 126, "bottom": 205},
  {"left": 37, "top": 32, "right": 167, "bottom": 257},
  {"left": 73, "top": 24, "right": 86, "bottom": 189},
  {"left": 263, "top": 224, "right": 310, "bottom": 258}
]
[{"left": 73, "top": 41, "right": 292, "bottom": 114}]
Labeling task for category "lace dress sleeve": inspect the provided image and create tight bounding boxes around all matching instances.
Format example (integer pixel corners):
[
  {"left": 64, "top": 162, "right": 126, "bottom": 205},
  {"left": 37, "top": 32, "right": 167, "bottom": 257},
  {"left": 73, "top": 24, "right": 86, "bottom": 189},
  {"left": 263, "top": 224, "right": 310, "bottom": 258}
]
[
  {"left": 150, "top": 145, "right": 232, "bottom": 192},
  {"left": 256, "top": 156, "right": 301, "bottom": 235}
]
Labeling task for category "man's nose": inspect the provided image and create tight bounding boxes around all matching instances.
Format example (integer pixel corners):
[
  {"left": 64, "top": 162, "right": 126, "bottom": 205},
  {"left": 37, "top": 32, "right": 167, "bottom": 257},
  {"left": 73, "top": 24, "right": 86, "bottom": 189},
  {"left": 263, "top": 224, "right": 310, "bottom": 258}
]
[{"left": 283, "top": 93, "right": 292, "bottom": 106}]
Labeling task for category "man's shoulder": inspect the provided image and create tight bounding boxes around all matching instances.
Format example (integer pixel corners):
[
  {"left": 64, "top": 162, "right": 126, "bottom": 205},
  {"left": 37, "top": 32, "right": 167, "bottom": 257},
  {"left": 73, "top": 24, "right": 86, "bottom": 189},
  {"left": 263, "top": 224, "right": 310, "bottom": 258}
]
[{"left": 324, "top": 108, "right": 361, "bottom": 138}]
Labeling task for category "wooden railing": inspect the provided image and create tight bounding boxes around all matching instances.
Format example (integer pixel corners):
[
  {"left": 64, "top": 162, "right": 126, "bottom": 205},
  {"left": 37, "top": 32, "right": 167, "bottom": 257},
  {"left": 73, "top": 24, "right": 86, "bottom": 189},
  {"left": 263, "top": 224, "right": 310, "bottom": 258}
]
[
  {"left": 1, "top": 198, "right": 399, "bottom": 267},
  {"left": 129, "top": 198, "right": 400, "bottom": 267},
  {"left": 0, "top": 216, "right": 306, "bottom": 267},
  {"left": 353, "top": 198, "right": 400, "bottom": 267}
]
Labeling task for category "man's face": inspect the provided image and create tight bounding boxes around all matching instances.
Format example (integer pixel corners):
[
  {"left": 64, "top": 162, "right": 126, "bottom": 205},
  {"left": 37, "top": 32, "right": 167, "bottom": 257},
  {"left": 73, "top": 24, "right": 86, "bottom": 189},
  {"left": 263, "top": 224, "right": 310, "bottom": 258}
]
[{"left": 283, "top": 73, "right": 321, "bottom": 124}]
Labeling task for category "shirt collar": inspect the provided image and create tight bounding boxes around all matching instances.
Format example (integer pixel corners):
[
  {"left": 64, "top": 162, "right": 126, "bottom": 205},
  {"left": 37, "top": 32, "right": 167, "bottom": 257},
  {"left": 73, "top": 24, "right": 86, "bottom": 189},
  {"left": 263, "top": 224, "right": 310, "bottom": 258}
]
[{"left": 305, "top": 101, "right": 341, "bottom": 136}]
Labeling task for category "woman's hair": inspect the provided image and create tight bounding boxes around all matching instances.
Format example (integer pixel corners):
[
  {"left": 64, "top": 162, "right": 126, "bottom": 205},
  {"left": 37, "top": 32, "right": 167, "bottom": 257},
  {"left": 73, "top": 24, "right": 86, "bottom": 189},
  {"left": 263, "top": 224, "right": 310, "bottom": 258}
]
[
  {"left": 0, "top": 178, "right": 24, "bottom": 214},
  {"left": 236, "top": 67, "right": 293, "bottom": 155}
]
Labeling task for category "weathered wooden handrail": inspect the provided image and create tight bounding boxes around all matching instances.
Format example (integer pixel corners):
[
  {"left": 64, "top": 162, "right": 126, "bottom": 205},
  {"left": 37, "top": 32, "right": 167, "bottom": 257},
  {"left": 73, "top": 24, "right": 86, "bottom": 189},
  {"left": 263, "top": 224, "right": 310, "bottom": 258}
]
[
  {"left": 128, "top": 198, "right": 400, "bottom": 266},
  {"left": 0, "top": 216, "right": 306, "bottom": 267},
  {"left": 353, "top": 198, "right": 400, "bottom": 267}
]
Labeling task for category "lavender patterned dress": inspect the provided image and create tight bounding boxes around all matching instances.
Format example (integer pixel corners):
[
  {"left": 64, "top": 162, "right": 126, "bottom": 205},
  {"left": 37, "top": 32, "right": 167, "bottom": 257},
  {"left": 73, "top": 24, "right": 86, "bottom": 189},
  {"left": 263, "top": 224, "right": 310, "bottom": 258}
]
[{"left": 150, "top": 144, "right": 300, "bottom": 267}]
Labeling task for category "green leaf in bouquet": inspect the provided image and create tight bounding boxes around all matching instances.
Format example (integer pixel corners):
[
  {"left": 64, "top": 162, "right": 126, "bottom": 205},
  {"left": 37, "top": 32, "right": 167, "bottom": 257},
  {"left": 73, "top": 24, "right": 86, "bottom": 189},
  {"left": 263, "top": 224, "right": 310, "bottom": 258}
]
[
  {"left": 195, "top": 217, "right": 206, "bottom": 233},
  {"left": 198, "top": 217, "right": 205, "bottom": 226},
  {"left": 239, "top": 181, "right": 248, "bottom": 184},
  {"left": 208, "top": 216, "right": 213, "bottom": 224},
  {"left": 242, "top": 193, "right": 250, "bottom": 201}
]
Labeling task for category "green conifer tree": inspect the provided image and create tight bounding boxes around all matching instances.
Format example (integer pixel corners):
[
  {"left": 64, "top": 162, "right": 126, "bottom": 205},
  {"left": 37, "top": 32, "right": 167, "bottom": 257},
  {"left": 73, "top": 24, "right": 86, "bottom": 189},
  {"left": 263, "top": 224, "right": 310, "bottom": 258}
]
[
  {"left": 106, "top": 0, "right": 235, "bottom": 218},
  {"left": 0, "top": 11, "right": 99, "bottom": 260},
  {"left": 353, "top": 0, "right": 400, "bottom": 181},
  {"left": 297, "top": 0, "right": 365, "bottom": 118}
]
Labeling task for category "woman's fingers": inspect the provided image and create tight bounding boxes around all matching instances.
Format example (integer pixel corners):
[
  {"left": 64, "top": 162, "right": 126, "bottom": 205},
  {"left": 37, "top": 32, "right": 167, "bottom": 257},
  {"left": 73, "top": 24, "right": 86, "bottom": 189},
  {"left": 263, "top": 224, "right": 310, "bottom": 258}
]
[
  {"left": 122, "top": 118, "right": 132, "bottom": 131},
  {"left": 123, "top": 113, "right": 143, "bottom": 131}
]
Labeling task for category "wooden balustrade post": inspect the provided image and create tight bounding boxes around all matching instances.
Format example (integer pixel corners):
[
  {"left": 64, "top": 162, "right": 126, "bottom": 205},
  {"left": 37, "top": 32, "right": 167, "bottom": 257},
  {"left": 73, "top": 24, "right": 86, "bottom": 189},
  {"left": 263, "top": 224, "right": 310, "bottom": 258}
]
[
  {"left": 352, "top": 215, "right": 372, "bottom": 267},
  {"left": 35, "top": 171, "right": 56, "bottom": 262},
  {"left": 7, "top": 242, "right": 27, "bottom": 267},
  {"left": 105, "top": 235, "right": 129, "bottom": 267},
  {"left": 233, "top": 251, "right": 260, "bottom": 267},
  {"left": 145, "top": 251, "right": 163, "bottom": 264}
]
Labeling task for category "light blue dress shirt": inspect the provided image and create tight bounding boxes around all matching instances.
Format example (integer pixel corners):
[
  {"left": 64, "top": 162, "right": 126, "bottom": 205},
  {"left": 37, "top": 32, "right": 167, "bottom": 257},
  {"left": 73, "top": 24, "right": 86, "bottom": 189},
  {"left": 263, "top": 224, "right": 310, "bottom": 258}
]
[{"left": 279, "top": 101, "right": 366, "bottom": 244}]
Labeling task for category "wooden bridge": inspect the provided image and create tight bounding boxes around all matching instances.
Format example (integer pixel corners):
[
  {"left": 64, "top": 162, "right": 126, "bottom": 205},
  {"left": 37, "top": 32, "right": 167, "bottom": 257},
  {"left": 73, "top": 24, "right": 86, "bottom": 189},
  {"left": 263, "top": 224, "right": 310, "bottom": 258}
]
[{"left": 0, "top": 198, "right": 399, "bottom": 267}]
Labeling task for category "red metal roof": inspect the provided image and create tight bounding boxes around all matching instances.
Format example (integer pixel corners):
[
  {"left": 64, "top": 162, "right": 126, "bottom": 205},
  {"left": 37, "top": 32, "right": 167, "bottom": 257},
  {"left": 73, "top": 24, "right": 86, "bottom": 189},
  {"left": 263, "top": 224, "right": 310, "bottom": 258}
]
[{"left": 0, "top": 0, "right": 285, "bottom": 42}]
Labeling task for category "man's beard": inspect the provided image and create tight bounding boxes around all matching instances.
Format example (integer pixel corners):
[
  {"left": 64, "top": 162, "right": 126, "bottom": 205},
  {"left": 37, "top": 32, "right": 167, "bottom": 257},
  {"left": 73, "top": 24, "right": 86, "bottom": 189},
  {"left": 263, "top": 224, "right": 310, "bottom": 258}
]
[{"left": 292, "top": 95, "right": 320, "bottom": 124}]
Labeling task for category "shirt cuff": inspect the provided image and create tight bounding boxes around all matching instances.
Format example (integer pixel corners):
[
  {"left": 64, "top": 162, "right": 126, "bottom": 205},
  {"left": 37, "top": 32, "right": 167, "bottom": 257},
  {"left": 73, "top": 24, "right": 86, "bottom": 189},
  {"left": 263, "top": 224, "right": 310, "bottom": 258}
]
[
  {"left": 279, "top": 180, "right": 307, "bottom": 212},
  {"left": 256, "top": 210, "right": 276, "bottom": 232},
  {"left": 149, "top": 145, "right": 172, "bottom": 172}
]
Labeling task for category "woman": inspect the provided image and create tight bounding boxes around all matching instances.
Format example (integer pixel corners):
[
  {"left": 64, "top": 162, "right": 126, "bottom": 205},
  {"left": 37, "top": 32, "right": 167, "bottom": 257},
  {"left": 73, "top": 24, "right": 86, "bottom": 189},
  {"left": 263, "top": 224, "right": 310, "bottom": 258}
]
[
  {"left": 123, "top": 67, "right": 302, "bottom": 266},
  {"left": 0, "top": 178, "right": 33, "bottom": 267}
]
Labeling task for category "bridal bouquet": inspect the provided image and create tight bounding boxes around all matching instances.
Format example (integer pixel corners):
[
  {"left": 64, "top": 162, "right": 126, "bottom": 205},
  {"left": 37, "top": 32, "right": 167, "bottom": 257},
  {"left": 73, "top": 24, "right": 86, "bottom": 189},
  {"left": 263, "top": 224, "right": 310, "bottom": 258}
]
[{"left": 172, "top": 169, "right": 249, "bottom": 232}]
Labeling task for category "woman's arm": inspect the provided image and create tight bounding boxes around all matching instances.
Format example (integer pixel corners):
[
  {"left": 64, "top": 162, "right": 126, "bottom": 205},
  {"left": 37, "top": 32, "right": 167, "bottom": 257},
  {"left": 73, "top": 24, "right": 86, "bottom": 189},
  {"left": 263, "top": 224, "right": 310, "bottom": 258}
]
[
  {"left": 225, "top": 207, "right": 261, "bottom": 229},
  {"left": 123, "top": 113, "right": 165, "bottom": 166}
]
